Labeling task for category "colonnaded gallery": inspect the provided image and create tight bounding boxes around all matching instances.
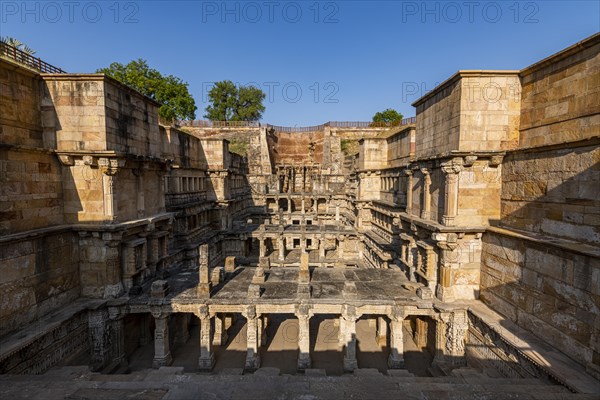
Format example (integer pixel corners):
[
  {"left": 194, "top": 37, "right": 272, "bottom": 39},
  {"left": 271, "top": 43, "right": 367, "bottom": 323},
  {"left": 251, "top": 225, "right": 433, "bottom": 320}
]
[{"left": 0, "top": 34, "right": 598, "bottom": 399}]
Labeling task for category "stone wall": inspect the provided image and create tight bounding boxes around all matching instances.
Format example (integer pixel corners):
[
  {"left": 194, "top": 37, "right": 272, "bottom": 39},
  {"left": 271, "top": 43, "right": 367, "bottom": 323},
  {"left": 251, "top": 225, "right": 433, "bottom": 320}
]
[
  {"left": 273, "top": 130, "right": 324, "bottom": 165},
  {"left": 0, "top": 59, "right": 43, "bottom": 148},
  {"left": 1, "top": 60, "right": 65, "bottom": 234},
  {"left": 386, "top": 126, "right": 415, "bottom": 169},
  {"left": 500, "top": 144, "right": 599, "bottom": 244},
  {"left": 519, "top": 38, "right": 599, "bottom": 148},
  {"left": 480, "top": 229, "right": 599, "bottom": 371},
  {"left": 0, "top": 230, "right": 80, "bottom": 337},
  {"left": 414, "top": 72, "right": 520, "bottom": 158},
  {"left": 414, "top": 78, "right": 462, "bottom": 158},
  {"left": 481, "top": 34, "right": 600, "bottom": 374}
]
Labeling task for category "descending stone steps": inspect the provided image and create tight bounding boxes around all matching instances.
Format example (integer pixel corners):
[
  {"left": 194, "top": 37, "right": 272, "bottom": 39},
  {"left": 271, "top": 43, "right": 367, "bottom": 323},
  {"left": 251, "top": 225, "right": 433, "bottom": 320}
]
[{"left": 0, "top": 366, "right": 594, "bottom": 400}]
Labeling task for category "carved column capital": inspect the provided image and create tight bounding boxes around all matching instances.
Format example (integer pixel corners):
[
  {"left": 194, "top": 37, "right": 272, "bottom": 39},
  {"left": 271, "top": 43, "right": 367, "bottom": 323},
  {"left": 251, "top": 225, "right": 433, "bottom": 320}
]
[
  {"left": 243, "top": 305, "right": 257, "bottom": 320},
  {"left": 390, "top": 306, "right": 406, "bottom": 322},
  {"left": 341, "top": 304, "right": 357, "bottom": 321}
]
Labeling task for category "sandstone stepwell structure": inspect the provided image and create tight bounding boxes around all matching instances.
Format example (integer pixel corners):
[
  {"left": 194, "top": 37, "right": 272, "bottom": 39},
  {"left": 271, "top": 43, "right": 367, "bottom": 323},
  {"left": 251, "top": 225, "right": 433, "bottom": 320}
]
[{"left": 0, "top": 34, "right": 599, "bottom": 398}]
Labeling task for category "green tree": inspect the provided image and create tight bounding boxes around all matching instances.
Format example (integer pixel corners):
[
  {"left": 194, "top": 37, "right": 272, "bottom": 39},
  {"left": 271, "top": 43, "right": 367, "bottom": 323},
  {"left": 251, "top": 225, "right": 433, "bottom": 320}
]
[
  {"left": 205, "top": 80, "right": 265, "bottom": 121},
  {"left": 372, "top": 108, "right": 403, "bottom": 125},
  {"left": 1, "top": 36, "right": 36, "bottom": 55},
  {"left": 97, "top": 59, "right": 197, "bottom": 121}
]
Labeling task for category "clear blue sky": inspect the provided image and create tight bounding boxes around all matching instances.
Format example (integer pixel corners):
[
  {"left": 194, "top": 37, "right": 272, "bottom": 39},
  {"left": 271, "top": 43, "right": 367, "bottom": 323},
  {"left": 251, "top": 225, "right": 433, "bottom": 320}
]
[{"left": 2, "top": 1, "right": 599, "bottom": 125}]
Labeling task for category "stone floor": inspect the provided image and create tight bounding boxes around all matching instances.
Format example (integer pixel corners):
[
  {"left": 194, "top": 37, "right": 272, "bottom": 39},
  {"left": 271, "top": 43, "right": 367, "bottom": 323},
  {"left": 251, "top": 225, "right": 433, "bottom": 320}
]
[{"left": 0, "top": 365, "right": 593, "bottom": 400}]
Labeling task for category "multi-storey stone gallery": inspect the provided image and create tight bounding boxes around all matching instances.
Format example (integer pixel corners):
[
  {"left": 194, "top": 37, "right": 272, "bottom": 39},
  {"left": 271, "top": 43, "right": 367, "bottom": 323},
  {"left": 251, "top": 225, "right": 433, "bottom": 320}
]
[{"left": 0, "top": 34, "right": 598, "bottom": 398}]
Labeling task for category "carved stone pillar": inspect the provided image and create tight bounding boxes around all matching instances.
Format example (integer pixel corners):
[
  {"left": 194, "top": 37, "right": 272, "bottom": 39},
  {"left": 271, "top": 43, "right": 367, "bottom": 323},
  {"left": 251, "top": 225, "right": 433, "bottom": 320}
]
[
  {"left": 415, "top": 317, "right": 428, "bottom": 349},
  {"left": 133, "top": 165, "right": 146, "bottom": 219},
  {"left": 259, "top": 237, "right": 266, "bottom": 258},
  {"left": 376, "top": 316, "right": 388, "bottom": 346},
  {"left": 278, "top": 236, "right": 285, "bottom": 261},
  {"left": 301, "top": 197, "right": 305, "bottom": 214},
  {"left": 197, "top": 306, "right": 215, "bottom": 371},
  {"left": 388, "top": 308, "right": 405, "bottom": 369},
  {"left": 108, "top": 306, "right": 128, "bottom": 368},
  {"left": 260, "top": 315, "right": 268, "bottom": 346},
  {"left": 98, "top": 158, "right": 123, "bottom": 222},
  {"left": 88, "top": 308, "right": 110, "bottom": 372},
  {"left": 404, "top": 169, "right": 413, "bottom": 215},
  {"left": 319, "top": 237, "right": 326, "bottom": 259},
  {"left": 421, "top": 168, "right": 431, "bottom": 220},
  {"left": 434, "top": 310, "right": 468, "bottom": 366},
  {"left": 213, "top": 313, "right": 228, "bottom": 346},
  {"left": 296, "top": 305, "right": 312, "bottom": 370},
  {"left": 243, "top": 306, "right": 261, "bottom": 371},
  {"left": 158, "top": 171, "right": 167, "bottom": 212},
  {"left": 338, "top": 236, "right": 345, "bottom": 259},
  {"left": 197, "top": 243, "right": 211, "bottom": 298},
  {"left": 441, "top": 160, "right": 462, "bottom": 226},
  {"left": 152, "top": 312, "right": 172, "bottom": 368},
  {"left": 436, "top": 240, "right": 459, "bottom": 302},
  {"left": 340, "top": 305, "right": 358, "bottom": 372}
]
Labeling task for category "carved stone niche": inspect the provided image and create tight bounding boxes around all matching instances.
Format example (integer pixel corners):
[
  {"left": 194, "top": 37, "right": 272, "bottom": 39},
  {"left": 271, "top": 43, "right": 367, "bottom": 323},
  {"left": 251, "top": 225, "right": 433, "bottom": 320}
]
[{"left": 121, "top": 238, "right": 147, "bottom": 292}]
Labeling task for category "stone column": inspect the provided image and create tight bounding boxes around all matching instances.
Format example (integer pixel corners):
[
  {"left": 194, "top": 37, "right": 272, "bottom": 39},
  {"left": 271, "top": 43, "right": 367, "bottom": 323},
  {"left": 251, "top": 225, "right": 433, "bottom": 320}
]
[
  {"left": 296, "top": 306, "right": 312, "bottom": 370},
  {"left": 415, "top": 317, "right": 428, "bottom": 349},
  {"left": 335, "top": 205, "right": 340, "bottom": 223},
  {"left": 278, "top": 236, "right": 285, "bottom": 261},
  {"left": 244, "top": 306, "right": 261, "bottom": 371},
  {"left": 197, "top": 243, "right": 212, "bottom": 298},
  {"left": 99, "top": 158, "right": 121, "bottom": 222},
  {"left": 108, "top": 307, "right": 127, "bottom": 368},
  {"left": 340, "top": 306, "right": 358, "bottom": 372},
  {"left": 388, "top": 308, "right": 405, "bottom": 369},
  {"left": 421, "top": 168, "right": 431, "bottom": 220},
  {"left": 338, "top": 236, "right": 345, "bottom": 259},
  {"left": 158, "top": 171, "right": 167, "bottom": 212},
  {"left": 152, "top": 312, "right": 173, "bottom": 368},
  {"left": 435, "top": 309, "right": 468, "bottom": 366},
  {"left": 257, "top": 316, "right": 264, "bottom": 348},
  {"left": 213, "top": 313, "right": 228, "bottom": 346},
  {"left": 376, "top": 316, "right": 388, "bottom": 346},
  {"left": 260, "top": 315, "right": 268, "bottom": 346},
  {"left": 441, "top": 160, "right": 462, "bottom": 226},
  {"left": 133, "top": 166, "right": 146, "bottom": 219},
  {"left": 436, "top": 239, "right": 459, "bottom": 302},
  {"left": 88, "top": 307, "right": 110, "bottom": 372},
  {"left": 197, "top": 306, "right": 215, "bottom": 371},
  {"left": 404, "top": 169, "right": 413, "bottom": 215},
  {"left": 319, "top": 237, "right": 326, "bottom": 259},
  {"left": 174, "top": 314, "right": 191, "bottom": 346},
  {"left": 301, "top": 197, "right": 306, "bottom": 215},
  {"left": 259, "top": 237, "right": 266, "bottom": 258}
]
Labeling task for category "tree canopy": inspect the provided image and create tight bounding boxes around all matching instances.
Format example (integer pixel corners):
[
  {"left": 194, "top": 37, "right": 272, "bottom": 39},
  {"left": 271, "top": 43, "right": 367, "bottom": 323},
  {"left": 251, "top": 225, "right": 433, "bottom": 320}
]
[
  {"left": 204, "top": 80, "right": 265, "bottom": 121},
  {"left": 372, "top": 108, "right": 404, "bottom": 125},
  {"left": 97, "top": 59, "right": 197, "bottom": 121}
]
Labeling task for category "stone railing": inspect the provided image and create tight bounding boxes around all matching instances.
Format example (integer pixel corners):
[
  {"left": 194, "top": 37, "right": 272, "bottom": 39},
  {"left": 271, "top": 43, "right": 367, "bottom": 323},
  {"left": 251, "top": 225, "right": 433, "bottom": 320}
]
[
  {"left": 168, "top": 118, "right": 417, "bottom": 132},
  {"left": 165, "top": 192, "right": 207, "bottom": 207}
]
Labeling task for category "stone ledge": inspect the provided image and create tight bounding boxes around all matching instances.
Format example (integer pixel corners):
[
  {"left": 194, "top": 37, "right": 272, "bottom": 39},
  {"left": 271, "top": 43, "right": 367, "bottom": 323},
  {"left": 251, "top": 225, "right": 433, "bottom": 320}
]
[
  {"left": 467, "top": 301, "right": 600, "bottom": 394},
  {"left": 0, "top": 298, "right": 104, "bottom": 361},
  {"left": 486, "top": 225, "right": 600, "bottom": 258}
]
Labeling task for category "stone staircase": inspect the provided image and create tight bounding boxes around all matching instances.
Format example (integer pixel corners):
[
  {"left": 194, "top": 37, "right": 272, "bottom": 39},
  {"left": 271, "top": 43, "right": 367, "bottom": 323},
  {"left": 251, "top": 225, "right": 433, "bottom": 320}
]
[{"left": 0, "top": 365, "right": 596, "bottom": 400}]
